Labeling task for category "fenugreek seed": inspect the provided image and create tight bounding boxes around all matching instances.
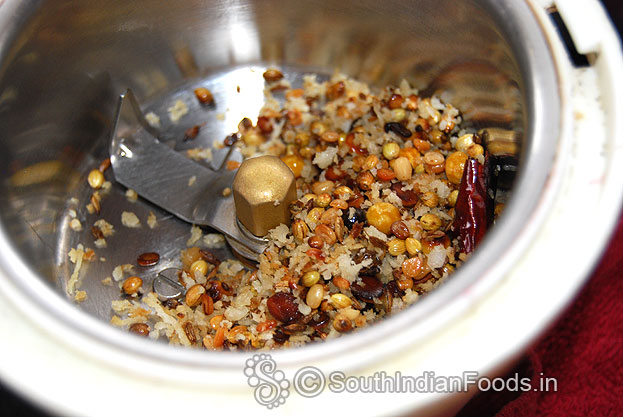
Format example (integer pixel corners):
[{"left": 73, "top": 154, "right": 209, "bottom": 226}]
[
  {"left": 292, "top": 220, "right": 309, "bottom": 242},
  {"left": 387, "top": 239, "right": 406, "bottom": 256},
  {"left": 315, "top": 193, "right": 332, "bottom": 208},
  {"left": 388, "top": 93, "right": 404, "bottom": 109},
  {"left": 448, "top": 190, "right": 459, "bottom": 207},
  {"left": 405, "top": 238, "right": 422, "bottom": 256},
  {"left": 333, "top": 276, "right": 350, "bottom": 290},
  {"left": 311, "top": 180, "right": 335, "bottom": 195},
  {"left": 390, "top": 156, "right": 412, "bottom": 181},
  {"left": 421, "top": 192, "right": 439, "bottom": 208},
  {"left": 213, "top": 327, "right": 226, "bottom": 349},
  {"left": 87, "top": 169, "right": 104, "bottom": 189},
  {"left": 202, "top": 335, "right": 213, "bottom": 349},
  {"left": 308, "top": 235, "right": 324, "bottom": 249},
  {"left": 401, "top": 257, "right": 423, "bottom": 278},
  {"left": 315, "top": 223, "right": 337, "bottom": 246},
  {"left": 209, "top": 315, "right": 224, "bottom": 330},
  {"left": 306, "top": 284, "right": 324, "bottom": 309},
  {"left": 302, "top": 271, "right": 321, "bottom": 287},
  {"left": 185, "top": 284, "right": 205, "bottom": 307},
  {"left": 90, "top": 193, "right": 101, "bottom": 214},
  {"left": 334, "top": 217, "right": 346, "bottom": 242},
  {"left": 333, "top": 186, "right": 353, "bottom": 200},
  {"left": 194, "top": 87, "right": 214, "bottom": 104},
  {"left": 306, "top": 207, "right": 324, "bottom": 224},
  {"left": 382, "top": 142, "right": 401, "bottom": 160},
  {"left": 426, "top": 162, "right": 446, "bottom": 175},
  {"left": 330, "top": 199, "right": 349, "bottom": 210},
  {"left": 263, "top": 68, "right": 284, "bottom": 82},
  {"left": 122, "top": 276, "right": 142, "bottom": 295},
  {"left": 320, "top": 131, "right": 340, "bottom": 143},
  {"left": 333, "top": 313, "right": 353, "bottom": 332},
  {"left": 201, "top": 294, "right": 214, "bottom": 315},
  {"left": 330, "top": 293, "right": 353, "bottom": 309},
  {"left": 129, "top": 323, "right": 150, "bottom": 337},
  {"left": 326, "top": 81, "right": 345, "bottom": 100},
  {"left": 352, "top": 155, "right": 365, "bottom": 172},
  {"left": 228, "top": 325, "right": 248, "bottom": 342},
  {"left": 400, "top": 148, "right": 420, "bottom": 169},
  {"left": 256, "top": 320, "right": 277, "bottom": 333},
  {"left": 420, "top": 213, "right": 442, "bottom": 231},
  {"left": 397, "top": 278, "right": 414, "bottom": 291},
  {"left": 363, "top": 155, "right": 379, "bottom": 171},
  {"left": 320, "top": 207, "right": 340, "bottom": 225},
  {"left": 190, "top": 259, "right": 209, "bottom": 277}
]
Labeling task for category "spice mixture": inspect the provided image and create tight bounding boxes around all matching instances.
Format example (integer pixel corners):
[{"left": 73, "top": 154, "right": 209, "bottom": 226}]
[{"left": 69, "top": 68, "right": 499, "bottom": 350}]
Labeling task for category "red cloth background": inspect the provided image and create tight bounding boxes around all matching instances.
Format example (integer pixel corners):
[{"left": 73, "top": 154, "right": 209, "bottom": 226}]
[{"left": 458, "top": 215, "right": 623, "bottom": 416}]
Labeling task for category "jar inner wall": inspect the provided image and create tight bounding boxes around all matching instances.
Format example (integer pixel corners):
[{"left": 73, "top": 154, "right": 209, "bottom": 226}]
[{"left": 0, "top": 0, "right": 559, "bottom": 357}]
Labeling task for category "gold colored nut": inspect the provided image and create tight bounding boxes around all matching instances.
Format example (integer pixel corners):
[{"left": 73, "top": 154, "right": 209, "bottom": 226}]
[{"left": 233, "top": 155, "right": 297, "bottom": 236}]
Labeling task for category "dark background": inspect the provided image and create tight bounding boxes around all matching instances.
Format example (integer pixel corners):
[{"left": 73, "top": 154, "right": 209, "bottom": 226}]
[{"left": 0, "top": 1, "right": 622, "bottom": 416}]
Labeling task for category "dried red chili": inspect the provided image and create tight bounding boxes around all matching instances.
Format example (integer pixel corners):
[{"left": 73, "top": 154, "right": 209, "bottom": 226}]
[{"left": 452, "top": 157, "right": 492, "bottom": 253}]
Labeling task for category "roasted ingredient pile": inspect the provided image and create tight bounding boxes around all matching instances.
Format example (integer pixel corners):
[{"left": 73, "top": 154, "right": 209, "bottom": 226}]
[{"left": 71, "top": 68, "right": 498, "bottom": 350}]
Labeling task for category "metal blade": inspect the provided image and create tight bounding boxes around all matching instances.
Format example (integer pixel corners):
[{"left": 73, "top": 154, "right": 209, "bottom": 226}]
[{"left": 109, "top": 89, "right": 267, "bottom": 258}]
